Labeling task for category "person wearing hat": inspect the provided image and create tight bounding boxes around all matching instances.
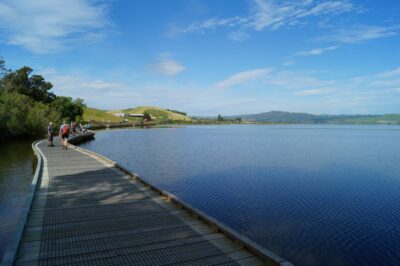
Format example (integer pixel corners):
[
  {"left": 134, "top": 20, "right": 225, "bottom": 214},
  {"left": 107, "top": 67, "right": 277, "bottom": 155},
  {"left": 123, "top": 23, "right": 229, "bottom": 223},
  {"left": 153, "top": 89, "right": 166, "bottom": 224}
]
[{"left": 47, "top": 122, "right": 55, "bottom": 147}]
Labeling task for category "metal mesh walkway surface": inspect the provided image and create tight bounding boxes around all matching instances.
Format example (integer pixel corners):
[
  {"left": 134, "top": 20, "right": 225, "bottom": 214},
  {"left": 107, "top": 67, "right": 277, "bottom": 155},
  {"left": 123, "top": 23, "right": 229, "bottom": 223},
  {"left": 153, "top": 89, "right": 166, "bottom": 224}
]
[{"left": 13, "top": 140, "right": 268, "bottom": 266}]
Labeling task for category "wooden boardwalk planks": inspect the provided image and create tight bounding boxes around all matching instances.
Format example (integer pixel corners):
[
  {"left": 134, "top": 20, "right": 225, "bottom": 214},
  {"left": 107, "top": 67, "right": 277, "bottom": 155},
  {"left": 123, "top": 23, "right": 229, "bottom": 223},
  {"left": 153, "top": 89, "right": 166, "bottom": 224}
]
[{"left": 5, "top": 136, "right": 292, "bottom": 266}]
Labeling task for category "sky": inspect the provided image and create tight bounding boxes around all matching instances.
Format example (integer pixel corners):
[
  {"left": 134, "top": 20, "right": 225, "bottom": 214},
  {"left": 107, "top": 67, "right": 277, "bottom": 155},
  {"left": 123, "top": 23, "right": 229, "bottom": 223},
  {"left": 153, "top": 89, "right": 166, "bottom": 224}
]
[{"left": 0, "top": 0, "right": 399, "bottom": 116}]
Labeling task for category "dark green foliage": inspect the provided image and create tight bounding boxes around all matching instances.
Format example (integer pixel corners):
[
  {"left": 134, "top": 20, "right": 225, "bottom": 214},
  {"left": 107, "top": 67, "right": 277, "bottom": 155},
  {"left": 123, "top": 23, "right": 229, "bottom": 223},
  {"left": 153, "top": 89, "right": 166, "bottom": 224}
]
[
  {"left": 50, "top": 97, "right": 85, "bottom": 122},
  {"left": 143, "top": 111, "right": 152, "bottom": 121},
  {"left": 166, "top": 109, "right": 187, "bottom": 116},
  {"left": 1, "top": 66, "right": 56, "bottom": 103},
  {"left": 0, "top": 92, "right": 59, "bottom": 138},
  {"left": 0, "top": 58, "right": 87, "bottom": 139},
  {"left": 217, "top": 114, "right": 224, "bottom": 121},
  {"left": 0, "top": 56, "right": 10, "bottom": 78}
]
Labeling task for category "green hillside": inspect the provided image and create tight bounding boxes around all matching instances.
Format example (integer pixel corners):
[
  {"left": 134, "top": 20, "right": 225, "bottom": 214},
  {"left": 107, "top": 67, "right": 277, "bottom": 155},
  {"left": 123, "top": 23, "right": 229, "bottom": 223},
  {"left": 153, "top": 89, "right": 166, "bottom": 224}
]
[
  {"left": 83, "top": 107, "right": 124, "bottom": 122},
  {"left": 109, "top": 106, "right": 191, "bottom": 121}
]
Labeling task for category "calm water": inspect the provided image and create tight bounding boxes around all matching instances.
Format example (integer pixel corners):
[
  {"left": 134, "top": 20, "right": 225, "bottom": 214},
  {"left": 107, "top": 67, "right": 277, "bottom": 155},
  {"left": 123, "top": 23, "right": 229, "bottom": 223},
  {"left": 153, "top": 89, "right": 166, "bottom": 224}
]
[
  {"left": 80, "top": 125, "right": 399, "bottom": 265},
  {"left": 0, "top": 139, "right": 35, "bottom": 260}
]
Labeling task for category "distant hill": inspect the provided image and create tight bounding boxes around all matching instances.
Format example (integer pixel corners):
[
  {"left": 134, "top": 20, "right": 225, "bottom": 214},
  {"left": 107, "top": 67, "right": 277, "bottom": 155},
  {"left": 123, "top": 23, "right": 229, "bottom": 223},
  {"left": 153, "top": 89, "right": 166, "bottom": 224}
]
[
  {"left": 83, "top": 107, "right": 124, "bottom": 122},
  {"left": 227, "top": 111, "right": 400, "bottom": 124},
  {"left": 108, "top": 106, "right": 191, "bottom": 121}
]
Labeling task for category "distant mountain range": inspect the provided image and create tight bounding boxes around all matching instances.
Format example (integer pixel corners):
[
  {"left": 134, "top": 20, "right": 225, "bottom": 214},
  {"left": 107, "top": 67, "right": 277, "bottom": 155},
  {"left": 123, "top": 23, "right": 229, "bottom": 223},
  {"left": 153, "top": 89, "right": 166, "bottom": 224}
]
[{"left": 227, "top": 111, "right": 400, "bottom": 124}]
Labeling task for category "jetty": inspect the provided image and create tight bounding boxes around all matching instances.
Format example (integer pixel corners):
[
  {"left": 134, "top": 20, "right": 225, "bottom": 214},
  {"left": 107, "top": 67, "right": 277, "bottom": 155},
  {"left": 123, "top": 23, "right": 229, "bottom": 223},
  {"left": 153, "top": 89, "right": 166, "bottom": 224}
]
[{"left": 1, "top": 133, "right": 292, "bottom": 266}]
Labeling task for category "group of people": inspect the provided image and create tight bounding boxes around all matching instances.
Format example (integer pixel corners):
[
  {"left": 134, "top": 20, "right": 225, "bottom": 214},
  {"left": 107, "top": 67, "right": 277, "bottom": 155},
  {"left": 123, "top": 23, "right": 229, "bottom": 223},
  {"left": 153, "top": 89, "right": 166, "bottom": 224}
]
[{"left": 47, "top": 121, "right": 88, "bottom": 149}]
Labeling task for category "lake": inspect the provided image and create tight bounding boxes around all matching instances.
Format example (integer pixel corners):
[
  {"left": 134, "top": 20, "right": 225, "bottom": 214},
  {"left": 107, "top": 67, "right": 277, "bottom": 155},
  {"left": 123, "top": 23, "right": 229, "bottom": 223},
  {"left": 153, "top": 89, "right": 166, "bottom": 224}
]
[
  {"left": 79, "top": 125, "right": 400, "bottom": 266},
  {"left": 0, "top": 138, "right": 35, "bottom": 260}
]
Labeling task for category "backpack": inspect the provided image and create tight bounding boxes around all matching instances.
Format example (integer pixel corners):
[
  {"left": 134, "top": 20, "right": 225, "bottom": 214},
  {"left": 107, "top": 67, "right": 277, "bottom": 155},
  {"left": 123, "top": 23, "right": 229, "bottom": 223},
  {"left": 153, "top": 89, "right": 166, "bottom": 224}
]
[{"left": 62, "top": 125, "right": 69, "bottom": 135}]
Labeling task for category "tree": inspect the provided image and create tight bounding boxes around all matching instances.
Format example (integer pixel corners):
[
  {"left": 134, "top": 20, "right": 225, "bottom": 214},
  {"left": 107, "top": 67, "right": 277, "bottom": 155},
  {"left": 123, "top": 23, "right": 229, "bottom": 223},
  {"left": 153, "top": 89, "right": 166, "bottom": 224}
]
[
  {"left": 0, "top": 92, "right": 59, "bottom": 138},
  {"left": 0, "top": 56, "right": 10, "bottom": 78},
  {"left": 143, "top": 111, "right": 152, "bottom": 121},
  {"left": 50, "top": 96, "right": 85, "bottom": 122},
  {"left": 0, "top": 59, "right": 86, "bottom": 139},
  {"left": 29, "top": 74, "right": 55, "bottom": 103},
  {"left": 1, "top": 66, "right": 55, "bottom": 103},
  {"left": 217, "top": 114, "right": 224, "bottom": 121}
]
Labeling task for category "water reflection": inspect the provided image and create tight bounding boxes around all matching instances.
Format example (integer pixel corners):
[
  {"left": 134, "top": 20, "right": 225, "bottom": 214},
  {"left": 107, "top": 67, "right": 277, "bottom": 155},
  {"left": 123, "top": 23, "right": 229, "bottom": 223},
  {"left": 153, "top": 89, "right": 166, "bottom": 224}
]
[{"left": 0, "top": 138, "right": 35, "bottom": 260}]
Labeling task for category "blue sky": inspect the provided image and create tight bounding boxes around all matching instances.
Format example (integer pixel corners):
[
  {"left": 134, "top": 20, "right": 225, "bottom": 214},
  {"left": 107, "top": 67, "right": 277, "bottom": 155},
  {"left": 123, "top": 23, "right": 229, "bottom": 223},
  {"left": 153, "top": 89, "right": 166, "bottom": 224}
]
[{"left": 0, "top": 0, "right": 399, "bottom": 116}]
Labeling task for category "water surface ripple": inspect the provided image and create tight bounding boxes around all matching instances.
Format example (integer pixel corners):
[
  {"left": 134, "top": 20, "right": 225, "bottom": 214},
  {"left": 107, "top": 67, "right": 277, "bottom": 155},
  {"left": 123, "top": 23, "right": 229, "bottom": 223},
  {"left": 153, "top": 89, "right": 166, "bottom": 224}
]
[
  {"left": 79, "top": 125, "right": 400, "bottom": 266},
  {"left": 0, "top": 139, "right": 34, "bottom": 260}
]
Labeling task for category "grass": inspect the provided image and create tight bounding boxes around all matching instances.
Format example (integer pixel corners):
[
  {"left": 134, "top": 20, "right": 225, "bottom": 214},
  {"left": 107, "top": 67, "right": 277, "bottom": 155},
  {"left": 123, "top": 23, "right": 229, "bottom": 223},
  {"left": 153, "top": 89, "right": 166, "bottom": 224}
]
[
  {"left": 83, "top": 107, "right": 124, "bottom": 123},
  {"left": 109, "top": 106, "right": 191, "bottom": 121},
  {"left": 84, "top": 106, "right": 191, "bottom": 123}
]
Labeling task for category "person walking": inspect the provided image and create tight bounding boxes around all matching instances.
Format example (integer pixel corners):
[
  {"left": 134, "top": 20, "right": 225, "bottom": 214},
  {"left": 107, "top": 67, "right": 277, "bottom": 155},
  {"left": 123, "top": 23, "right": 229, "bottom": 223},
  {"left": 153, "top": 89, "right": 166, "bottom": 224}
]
[
  {"left": 71, "top": 121, "right": 77, "bottom": 136},
  {"left": 47, "top": 122, "right": 55, "bottom": 147},
  {"left": 59, "top": 121, "right": 70, "bottom": 150}
]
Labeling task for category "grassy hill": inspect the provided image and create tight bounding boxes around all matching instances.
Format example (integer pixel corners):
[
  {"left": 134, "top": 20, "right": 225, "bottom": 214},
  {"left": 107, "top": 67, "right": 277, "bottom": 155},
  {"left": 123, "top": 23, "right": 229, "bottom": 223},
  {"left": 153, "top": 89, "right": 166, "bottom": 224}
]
[
  {"left": 109, "top": 106, "right": 191, "bottom": 121},
  {"left": 83, "top": 107, "right": 124, "bottom": 123},
  {"left": 83, "top": 106, "right": 191, "bottom": 123}
]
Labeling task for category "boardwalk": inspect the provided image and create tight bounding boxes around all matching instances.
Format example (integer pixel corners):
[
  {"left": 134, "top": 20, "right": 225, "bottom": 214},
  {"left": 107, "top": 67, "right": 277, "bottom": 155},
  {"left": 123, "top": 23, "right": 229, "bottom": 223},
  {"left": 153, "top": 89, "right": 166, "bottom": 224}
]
[{"left": 7, "top": 137, "right": 291, "bottom": 266}]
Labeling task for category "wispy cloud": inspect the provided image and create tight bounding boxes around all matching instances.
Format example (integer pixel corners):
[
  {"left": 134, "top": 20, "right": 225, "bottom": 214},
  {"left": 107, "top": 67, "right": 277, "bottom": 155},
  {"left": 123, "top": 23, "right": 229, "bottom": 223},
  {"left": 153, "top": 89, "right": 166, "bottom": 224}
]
[
  {"left": 294, "top": 89, "right": 334, "bottom": 96},
  {"left": 319, "top": 25, "right": 398, "bottom": 43},
  {"left": 263, "top": 70, "right": 335, "bottom": 90},
  {"left": 283, "top": 60, "right": 295, "bottom": 66},
  {"left": 250, "top": 0, "right": 353, "bottom": 31},
  {"left": 150, "top": 54, "right": 186, "bottom": 76},
  {"left": 174, "top": 0, "right": 355, "bottom": 38},
  {"left": 178, "top": 16, "right": 248, "bottom": 34},
  {"left": 376, "top": 67, "right": 400, "bottom": 78},
  {"left": 214, "top": 68, "right": 272, "bottom": 88},
  {"left": 296, "top": 45, "right": 339, "bottom": 56},
  {"left": 229, "top": 31, "right": 250, "bottom": 42},
  {"left": 0, "top": 0, "right": 109, "bottom": 53}
]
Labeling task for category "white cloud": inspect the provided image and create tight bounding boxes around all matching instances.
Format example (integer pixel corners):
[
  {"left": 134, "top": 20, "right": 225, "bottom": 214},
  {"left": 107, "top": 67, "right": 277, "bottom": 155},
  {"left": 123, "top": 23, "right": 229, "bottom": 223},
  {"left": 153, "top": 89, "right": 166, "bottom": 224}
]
[
  {"left": 294, "top": 89, "right": 334, "bottom": 96},
  {"left": 0, "top": 0, "right": 109, "bottom": 53},
  {"left": 47, "top": 74, "right": 128, "bottom": 93},
  {"left": 376, "top": 67, "right": 400, "bottom": 78},
  {"left": 214, "top": 68, "right": 273, "bottom": 88},
  {"left": 250, "top": 0, "right": 353, "bottom": 31},
  {"left": 229, "top": 31, "right": 250, "bottom": 42},
  {"left": 283, "top": 60, "right": 295, "bottom": 66},
  {"left": 41, "top": 66, "right": 400, "bottom": 115},
  {"left": 319, "top": 25, "right": 398, "bottom": 44},
  {"left": 263, "top": 70, "right": 335, "bottom": 90},
  {"left": 296, "top": 45, "right": 339, "bottom": 56},
  {"left": 151, "top": 56, "right": 186, "bottom": 76},
  {"left": 41, "top": 70, "right": 147, "bottom": 109},
  {"left": 175, "top": 0, "right": 354, "bottom": 38},
  {"left": 179, "top": 16, "right": 248, "bottom": 34}
]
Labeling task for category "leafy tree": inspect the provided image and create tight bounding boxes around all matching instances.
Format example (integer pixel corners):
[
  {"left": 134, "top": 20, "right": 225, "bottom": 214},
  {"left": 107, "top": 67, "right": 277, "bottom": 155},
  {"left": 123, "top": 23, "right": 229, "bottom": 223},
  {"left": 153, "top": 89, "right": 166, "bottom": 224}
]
[
  {"left": 0, "top": 56, "right": 10, "bottom": 78},
  {"left": 1, "top": 66, "right": 55, "bottom": 103},
  {"left": 143, "top": 111, "right": 152, "bottom": 121},
  {"left": 217, "top": 114, "right": 224, "bottom": 121},
  {"left": 0, "top": 58, "right": 87, "bottom": 139},
  {"left": 0, "top": 92, "right": 59, "bottom": 138},
  {"left": 50, "top": 96, "right": 85, "bottom": 122}
]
